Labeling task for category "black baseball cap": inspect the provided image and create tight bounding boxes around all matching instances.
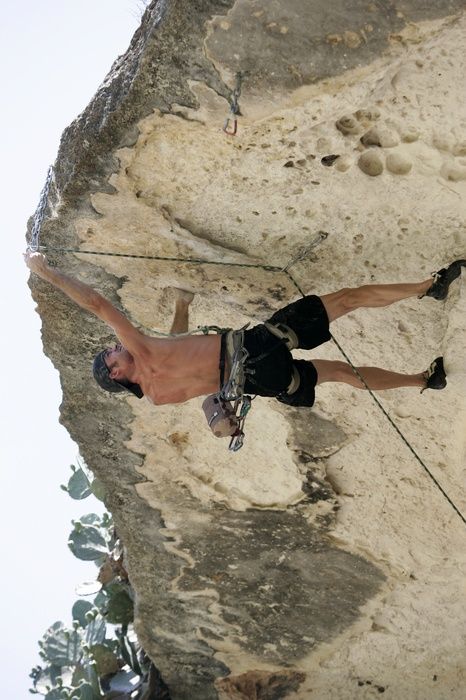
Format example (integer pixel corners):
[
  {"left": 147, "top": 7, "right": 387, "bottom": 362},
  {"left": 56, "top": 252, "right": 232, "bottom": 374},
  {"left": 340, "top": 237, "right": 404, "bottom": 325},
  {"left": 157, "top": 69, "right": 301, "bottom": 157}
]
[{"left": 92, "top": 350, "right": 143, "bottom": 399}]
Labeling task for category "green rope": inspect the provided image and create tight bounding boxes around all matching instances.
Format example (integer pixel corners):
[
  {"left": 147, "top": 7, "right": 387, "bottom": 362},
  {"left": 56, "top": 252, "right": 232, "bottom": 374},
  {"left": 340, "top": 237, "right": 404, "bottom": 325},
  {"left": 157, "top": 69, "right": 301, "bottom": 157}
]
[
  {"left": 38, "top": 231, "right": 328, "bottom": 275},
  {"left": 39, "top": 245, "right": 282, "bottom": 273}
]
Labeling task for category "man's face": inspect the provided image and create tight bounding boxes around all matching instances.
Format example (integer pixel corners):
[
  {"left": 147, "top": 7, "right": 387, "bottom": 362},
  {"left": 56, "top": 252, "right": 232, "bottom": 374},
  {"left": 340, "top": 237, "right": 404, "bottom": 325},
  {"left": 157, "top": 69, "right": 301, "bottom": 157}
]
[{"left": 104, "top": 344, "right": 131, "bottom": 380}]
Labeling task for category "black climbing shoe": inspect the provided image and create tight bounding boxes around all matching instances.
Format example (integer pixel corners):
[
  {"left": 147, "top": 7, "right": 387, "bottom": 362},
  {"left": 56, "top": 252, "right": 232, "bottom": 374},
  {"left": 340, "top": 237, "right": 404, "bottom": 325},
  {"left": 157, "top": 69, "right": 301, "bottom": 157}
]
[
  {"left": 421, "top": 356, "right": 447, "bottom": 393},
  {"left": 425, "top": 259, "right": 466, "bottom": 300}
]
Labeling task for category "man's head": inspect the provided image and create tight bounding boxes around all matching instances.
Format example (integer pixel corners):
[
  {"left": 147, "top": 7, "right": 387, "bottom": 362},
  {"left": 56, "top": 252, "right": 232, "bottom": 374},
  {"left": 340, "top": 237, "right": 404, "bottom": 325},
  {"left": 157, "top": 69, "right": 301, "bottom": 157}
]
[{"left": 93, "top": 344, "right": 143, "bottom": 398}]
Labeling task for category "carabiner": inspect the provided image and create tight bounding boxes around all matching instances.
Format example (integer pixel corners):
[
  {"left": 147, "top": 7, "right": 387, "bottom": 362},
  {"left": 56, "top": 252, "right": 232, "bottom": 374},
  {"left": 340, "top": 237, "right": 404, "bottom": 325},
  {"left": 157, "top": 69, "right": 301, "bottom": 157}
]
[
  {"left": 229, "top": 431, "right": 244, "bottom": 451},
  {"left": 223, "top": 115, "right": 238, "bottom": 136}
]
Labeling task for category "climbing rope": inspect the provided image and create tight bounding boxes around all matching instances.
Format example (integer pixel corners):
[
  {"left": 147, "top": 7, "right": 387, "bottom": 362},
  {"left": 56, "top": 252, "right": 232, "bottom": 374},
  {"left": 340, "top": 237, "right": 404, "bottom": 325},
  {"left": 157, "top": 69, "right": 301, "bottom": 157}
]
[
  {"left": 38, "top": 245, "right": 282, "bottom": 272},
  {"left": 37, "top": 232, "right": 327, "bottom": 276}
]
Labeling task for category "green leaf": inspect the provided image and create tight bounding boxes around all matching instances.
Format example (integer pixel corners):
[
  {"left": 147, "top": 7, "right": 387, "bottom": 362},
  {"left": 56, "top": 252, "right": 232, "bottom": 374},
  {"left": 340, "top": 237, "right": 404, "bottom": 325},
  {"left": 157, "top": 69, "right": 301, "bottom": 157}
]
[
  {"left": 75, "top": 581, "right": 102, "bottom": 597},
  {"left": 79, "top": 514, "right": 104, "bottom": 527},
  {"left": 85, "top": 615, "right": 106, "bottom": 647},
  {"left": 29, "top": 664, "right": 63, "bottom": 694},
  {"left": 83, "top": 662, "right": 102, "bottom": 696},
  {"left": 89, "top": 479, "right": 106, "bottom": 502},
  {"left": 92, "top": 590, "right": 108, "bottom": 614},
  {"left": 66, "top": 468, "right": 92, "bottom": 500},
  {"left": 89, "top": 644, "right": 120, "bottom": 676},
  {"left": 43, "top": 690, "right": 67, "bottom": 700},
  {"left": 72, "top": 601, "right": 94, "bottom": 628},
  {"left": 101, "top": 513, "right": 114, "bottom": 534},
  {"left": 68, "top": 525, "right": 109, "bottom": 561},
  {"left": 74, "top": 682, "right": 99, "bottom": 700},
  {"left": 40, "top": 622, "right": 83, "bottom": 667},
  {"left": 104, "top": 585, "right": 134, "bottom": 626},
  {"left": 117, "top": 633, "right": 132, "bottom": 670}
]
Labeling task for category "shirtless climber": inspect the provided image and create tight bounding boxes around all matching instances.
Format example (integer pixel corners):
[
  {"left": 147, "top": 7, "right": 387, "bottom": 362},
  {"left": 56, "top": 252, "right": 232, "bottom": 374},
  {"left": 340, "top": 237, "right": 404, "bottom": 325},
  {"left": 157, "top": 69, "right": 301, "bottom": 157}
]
[{"left": 25, "top": 252, "right": 466, "bottom": 408}]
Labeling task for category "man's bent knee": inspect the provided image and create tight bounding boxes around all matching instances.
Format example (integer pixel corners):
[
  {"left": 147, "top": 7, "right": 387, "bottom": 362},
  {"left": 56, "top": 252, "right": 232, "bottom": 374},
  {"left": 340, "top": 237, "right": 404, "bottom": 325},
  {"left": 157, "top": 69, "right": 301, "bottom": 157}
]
[
  {"left": 320, "top": 288, "right": 356, "bottom": 322},
  {"left": 314, "top": 359, "right": 350, "bottom": 384}
]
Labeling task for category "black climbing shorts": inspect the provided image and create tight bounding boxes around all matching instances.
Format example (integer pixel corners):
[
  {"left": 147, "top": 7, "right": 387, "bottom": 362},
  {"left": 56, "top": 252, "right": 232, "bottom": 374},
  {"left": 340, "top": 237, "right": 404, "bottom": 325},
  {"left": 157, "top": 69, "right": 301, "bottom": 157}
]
[
  {"left": 268, "top": 294, "right": 331, "bottom": 350},
  {"left": 243, "top": 324, "right": 294, "bottom": 397},
  {"left": 242, "top": 295, "right": 330, "bottom": 407},
  {"left": 275, "top": 360, "right": 318, "bottom": 408}
]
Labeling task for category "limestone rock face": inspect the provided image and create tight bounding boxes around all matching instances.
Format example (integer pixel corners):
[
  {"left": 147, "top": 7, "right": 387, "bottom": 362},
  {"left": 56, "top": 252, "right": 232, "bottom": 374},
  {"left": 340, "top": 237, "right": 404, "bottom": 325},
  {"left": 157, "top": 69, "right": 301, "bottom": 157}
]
[
  {"left": 358, "top": 150, "right": 384, "bottom": 176},
  {"left": 29, "top": 1, "right": 466, "bottom": 698}
]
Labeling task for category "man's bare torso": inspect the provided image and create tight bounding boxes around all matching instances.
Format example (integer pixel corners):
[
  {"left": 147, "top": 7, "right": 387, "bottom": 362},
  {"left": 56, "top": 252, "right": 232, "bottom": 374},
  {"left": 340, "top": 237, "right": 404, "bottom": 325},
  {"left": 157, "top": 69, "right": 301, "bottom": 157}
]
[{"left": 133, "top": 333, "right": 222, "bottom": 405}]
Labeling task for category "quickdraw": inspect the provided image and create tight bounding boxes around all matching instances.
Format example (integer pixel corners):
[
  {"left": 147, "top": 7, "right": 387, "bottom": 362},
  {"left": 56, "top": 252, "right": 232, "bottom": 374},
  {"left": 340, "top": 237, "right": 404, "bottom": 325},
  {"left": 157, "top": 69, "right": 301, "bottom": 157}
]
[
  {"left": 220, "top": 328, "right": 249, "bottom": 402},
  {"left": 228, "top": 395, "right": 253, "bottom": 452},
  {"left": 219, "top": 328, "right": 254, "bottom": 451},
  {"left": 281, "top": 231, "right": 329, "bottom": 272},
  {"left": 223, "top": 72, "right": 244, "bottom": 136}
]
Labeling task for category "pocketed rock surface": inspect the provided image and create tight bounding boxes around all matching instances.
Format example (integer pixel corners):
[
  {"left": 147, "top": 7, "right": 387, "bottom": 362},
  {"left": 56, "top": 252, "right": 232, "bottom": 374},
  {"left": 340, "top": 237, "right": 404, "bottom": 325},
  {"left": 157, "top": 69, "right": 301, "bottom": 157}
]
[{"left": 28, "top": 1, "right": 466, "bottom": 698}]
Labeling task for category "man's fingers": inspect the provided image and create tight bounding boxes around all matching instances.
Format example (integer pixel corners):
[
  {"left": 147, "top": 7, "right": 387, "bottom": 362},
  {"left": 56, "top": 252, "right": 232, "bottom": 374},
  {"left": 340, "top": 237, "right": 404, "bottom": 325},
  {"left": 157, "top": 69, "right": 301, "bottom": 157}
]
[{"left": 24, "top": 251, "right": 48, "bottom": 272}]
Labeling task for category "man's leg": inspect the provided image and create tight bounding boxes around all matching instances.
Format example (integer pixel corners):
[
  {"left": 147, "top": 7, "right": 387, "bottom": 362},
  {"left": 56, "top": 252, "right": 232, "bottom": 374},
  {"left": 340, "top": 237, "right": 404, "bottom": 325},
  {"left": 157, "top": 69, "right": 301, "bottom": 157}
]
[
  {"left": 320, "top": 279, "right": 432, "bottom": 323},
  {"left": 170, "top": 289, "right": 194, "bottom": 334},
  {"left": 313, "top": 359, "right": 425, "bottom": 390}
]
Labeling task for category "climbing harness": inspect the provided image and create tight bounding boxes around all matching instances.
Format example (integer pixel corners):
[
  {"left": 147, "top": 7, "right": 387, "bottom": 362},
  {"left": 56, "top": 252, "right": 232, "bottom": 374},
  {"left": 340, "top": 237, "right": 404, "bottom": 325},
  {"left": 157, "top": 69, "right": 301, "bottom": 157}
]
[
  {"left": 211, "top": 321, "right": 302, "bottom": 450},
  {"left": 28, "top": 165, "right": 53, "bottom": 252},
  {"left": 204, "top": 325, "right": 290, "bottom": 451},
  {"left": 220, "top": 328, "right": 249, "bottom": 402},
  {"left": 215, "top": 328, "right": 255, "bottom": 451},
  {"left": 223, "top": 72, "right": 244, "bottom": 136}
]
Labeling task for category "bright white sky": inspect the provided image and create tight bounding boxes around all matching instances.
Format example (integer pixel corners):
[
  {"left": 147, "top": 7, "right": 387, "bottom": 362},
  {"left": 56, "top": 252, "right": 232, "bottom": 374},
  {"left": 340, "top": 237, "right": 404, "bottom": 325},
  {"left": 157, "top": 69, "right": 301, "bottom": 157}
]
[{"left": 0, "top": 2, "right": 145, "bottom": 697}]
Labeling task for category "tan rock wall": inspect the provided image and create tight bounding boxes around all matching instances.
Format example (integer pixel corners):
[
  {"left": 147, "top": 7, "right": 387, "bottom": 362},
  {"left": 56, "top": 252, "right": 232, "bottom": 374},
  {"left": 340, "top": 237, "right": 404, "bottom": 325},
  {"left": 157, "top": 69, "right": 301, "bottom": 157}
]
[{"left": 29, "top": 2, "right": 466, "bottom": 698}]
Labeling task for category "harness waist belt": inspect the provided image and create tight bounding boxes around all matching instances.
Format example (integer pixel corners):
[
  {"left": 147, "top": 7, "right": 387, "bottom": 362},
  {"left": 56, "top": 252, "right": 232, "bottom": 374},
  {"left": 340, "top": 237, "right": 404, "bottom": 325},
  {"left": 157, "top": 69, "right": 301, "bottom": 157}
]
[
  {"left": 219, "top": 324, "right": 300, "bottom": 399},
  {"left": 219, "top": 328, "right": 249, "bottom": 401}
]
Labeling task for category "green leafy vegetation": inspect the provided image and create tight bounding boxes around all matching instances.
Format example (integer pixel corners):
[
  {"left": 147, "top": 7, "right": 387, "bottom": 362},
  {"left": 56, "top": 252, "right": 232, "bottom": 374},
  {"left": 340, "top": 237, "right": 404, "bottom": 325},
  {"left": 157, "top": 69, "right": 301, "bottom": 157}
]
[{"left": 30, "top": 462, "right": 168, "bottom": 699}]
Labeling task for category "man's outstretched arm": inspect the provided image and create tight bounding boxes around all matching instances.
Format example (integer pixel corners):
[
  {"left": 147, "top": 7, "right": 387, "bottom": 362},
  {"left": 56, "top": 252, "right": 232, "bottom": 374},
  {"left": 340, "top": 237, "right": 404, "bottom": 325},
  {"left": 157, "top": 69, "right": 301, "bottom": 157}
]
[
  {"left": 25, "top": 252, "right": 148, "bottom": 355},
  {"left": 26, "top": 252, "right": 107, "bottom": 314}
]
